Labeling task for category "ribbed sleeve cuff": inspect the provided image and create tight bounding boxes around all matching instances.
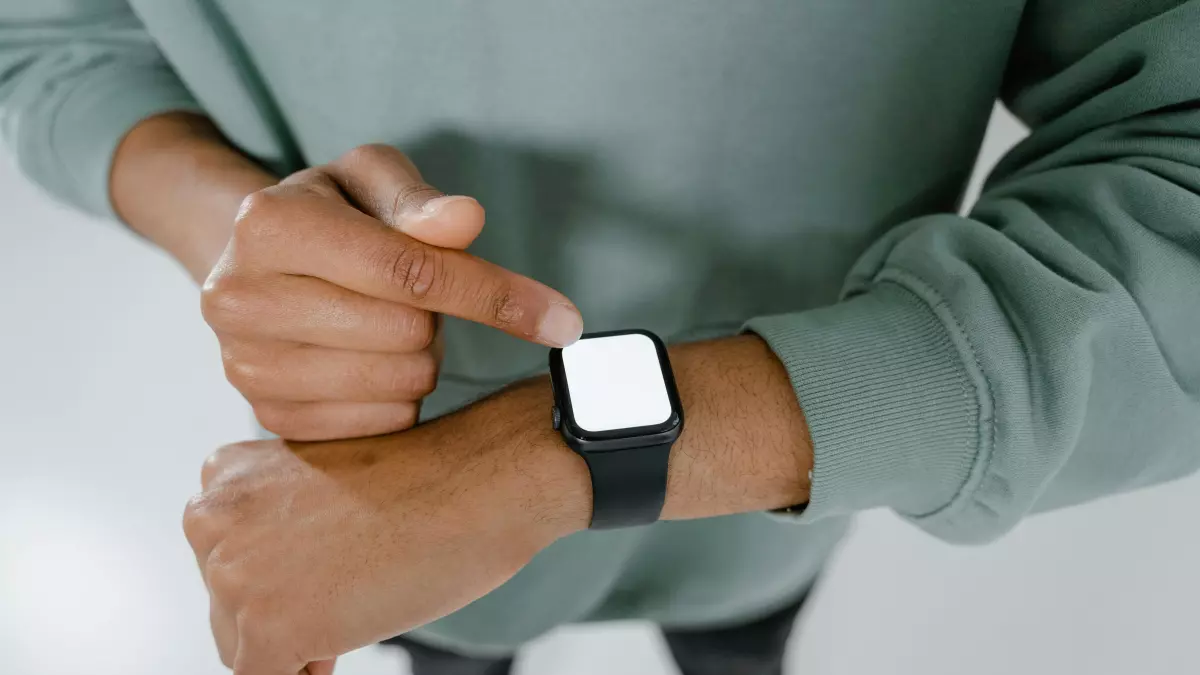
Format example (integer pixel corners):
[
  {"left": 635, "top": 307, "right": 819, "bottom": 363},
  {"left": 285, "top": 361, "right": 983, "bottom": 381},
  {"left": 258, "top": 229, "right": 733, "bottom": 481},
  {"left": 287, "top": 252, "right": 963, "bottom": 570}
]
[
  {"left": 49, "top": 64, "right": 202, "bottom": 220},
  {"left": 744, "top": 283, "right": 982, "bottom": 522}
]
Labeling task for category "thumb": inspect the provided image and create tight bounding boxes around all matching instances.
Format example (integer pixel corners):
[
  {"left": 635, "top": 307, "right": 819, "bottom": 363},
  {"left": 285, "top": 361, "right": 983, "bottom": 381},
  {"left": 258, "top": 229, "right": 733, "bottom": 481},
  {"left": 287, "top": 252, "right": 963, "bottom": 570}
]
[
  {"left": 320, "top": 143, "right": 486, "bottom": 250},
  {"left": 395, "top": 194, "right": 486, "bottom": 250}
]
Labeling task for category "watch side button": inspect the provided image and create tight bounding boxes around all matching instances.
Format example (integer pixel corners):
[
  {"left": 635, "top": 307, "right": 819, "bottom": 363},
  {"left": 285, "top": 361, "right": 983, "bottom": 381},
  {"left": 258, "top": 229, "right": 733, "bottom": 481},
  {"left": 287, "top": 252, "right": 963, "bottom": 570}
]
[{"left": 552, "top": 406, "right": 561, "bottom": 430}]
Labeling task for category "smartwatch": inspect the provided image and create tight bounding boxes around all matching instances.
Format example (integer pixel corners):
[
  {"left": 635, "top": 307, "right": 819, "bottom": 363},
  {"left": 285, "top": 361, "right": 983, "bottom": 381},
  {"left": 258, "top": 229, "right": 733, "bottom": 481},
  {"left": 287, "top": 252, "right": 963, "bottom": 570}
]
[{"left": 548, "top": 329, "right": 684, "bottom": 529}]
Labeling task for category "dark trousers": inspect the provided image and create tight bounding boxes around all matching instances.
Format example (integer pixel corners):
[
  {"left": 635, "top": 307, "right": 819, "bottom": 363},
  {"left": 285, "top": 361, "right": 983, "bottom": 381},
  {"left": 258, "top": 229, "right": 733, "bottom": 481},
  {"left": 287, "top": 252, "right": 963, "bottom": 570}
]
[{"left": 384, "top": 587, "right": 811, "bottom": 675}]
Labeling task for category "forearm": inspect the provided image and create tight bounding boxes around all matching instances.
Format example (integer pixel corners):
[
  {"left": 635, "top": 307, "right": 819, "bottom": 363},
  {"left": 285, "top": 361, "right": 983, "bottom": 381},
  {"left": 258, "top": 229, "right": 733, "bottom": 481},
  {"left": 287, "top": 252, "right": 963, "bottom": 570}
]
[
  {"left": 662, "top": 335, "right": 813, "bottom": 519},
  {"left": 110, "top": 112, "right": 277, "bottom": 282},
  {"left": 488, "top": 334, "right": 814, "bottom": 535},
  {"left": 182, "top": 334, "right": 812, "bottom": 660}
]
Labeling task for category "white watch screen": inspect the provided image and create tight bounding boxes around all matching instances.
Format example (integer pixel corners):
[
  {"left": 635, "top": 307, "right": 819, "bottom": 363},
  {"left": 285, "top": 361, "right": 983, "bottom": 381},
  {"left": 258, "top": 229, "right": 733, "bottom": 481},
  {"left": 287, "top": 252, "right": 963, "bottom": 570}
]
[{"left": 561, "top": 333, "right": 673, "bottom": 433}]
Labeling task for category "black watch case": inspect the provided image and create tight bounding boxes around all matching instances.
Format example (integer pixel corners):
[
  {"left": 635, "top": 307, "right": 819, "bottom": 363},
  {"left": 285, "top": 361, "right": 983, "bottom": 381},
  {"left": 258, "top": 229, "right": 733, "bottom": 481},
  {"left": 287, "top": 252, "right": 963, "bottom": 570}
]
[{"left": 548, "top": 329, "right": 684, "bottom": 453}]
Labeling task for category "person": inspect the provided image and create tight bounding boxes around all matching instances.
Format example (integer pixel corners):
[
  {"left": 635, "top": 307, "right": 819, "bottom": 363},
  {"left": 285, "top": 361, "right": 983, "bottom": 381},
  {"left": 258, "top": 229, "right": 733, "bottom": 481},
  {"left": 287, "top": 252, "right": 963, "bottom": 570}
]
[{"left": 3, "top": 1, "right": 1199, "bottom": 673}]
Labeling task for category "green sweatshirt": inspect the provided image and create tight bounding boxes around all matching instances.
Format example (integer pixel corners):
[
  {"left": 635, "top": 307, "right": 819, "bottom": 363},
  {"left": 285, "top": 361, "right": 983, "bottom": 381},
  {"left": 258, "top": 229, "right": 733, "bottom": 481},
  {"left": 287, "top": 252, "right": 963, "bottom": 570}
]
[{"left": 4, "top": 0, "right": 1199, "bottom": 656}]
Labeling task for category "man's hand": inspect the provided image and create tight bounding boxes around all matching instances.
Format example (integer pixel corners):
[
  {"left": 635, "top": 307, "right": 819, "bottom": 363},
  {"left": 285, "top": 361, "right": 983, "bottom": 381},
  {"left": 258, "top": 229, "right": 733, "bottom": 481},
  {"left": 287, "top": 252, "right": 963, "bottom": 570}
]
[
  {"left": 200, "top": 144, "right": 583, "bottom": 440},
  {"left": 183, "top": 336, "right": 813, "bottom": 674},
  {"left": 184, "top": 379, "right": 591, "bottom": 675},
  {"left": 113, "top": 116, "right": 581, "bottom": 440}
]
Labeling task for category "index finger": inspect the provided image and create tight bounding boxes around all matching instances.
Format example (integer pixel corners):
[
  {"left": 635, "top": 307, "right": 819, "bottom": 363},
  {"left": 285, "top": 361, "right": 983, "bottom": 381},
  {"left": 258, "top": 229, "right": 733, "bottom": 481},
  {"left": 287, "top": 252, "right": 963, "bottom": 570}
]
[{"left": 248, "top": 187, "right": 583, "bottom": 347}]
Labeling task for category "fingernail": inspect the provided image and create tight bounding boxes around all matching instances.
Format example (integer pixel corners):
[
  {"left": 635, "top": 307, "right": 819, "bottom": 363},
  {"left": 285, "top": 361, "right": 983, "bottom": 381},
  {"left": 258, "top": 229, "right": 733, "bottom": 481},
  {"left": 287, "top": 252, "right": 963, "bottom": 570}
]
[
  {"left": 537, "top": 303, "right": 584, "bottom": 347},
  {"left": 421, "top": 195, "right": 474, "bottom": 216}
]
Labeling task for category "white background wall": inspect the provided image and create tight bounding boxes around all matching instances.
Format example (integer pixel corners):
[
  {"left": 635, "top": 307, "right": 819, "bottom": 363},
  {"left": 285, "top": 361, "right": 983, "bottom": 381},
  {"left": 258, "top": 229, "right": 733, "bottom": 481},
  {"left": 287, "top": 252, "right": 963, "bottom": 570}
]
[{"left": 1, "top": 107, "right": 1197, "bottom": 675}]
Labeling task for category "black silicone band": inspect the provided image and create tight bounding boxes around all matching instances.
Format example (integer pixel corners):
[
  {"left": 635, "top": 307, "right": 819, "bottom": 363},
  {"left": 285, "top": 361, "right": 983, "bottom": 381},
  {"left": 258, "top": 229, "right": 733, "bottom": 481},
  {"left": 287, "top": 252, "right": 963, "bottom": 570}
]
[{"left": 582, "top": 442, "right": 672, "bottom": 529}]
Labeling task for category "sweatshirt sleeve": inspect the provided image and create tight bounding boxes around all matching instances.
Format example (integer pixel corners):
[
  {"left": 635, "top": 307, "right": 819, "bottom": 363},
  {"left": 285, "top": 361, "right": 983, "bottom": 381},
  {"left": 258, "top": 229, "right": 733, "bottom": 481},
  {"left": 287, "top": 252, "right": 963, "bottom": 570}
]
[
  {"left": 745, "top": 0, "right": 1200, "bottom": 544},
  {"left": 0, "top": 0, "right": 202, "bottom": 220}
]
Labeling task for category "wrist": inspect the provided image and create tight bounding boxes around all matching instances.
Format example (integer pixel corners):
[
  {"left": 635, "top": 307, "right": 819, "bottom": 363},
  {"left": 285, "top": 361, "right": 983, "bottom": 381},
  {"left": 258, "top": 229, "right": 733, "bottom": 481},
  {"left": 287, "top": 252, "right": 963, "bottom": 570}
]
[
  {"left": 467, "top": 377, "right": 593, "bottom": 543},
  {"left": 661, "top": 336, "right": 812, "bottom": 520},
  {"left": 462, "top": 333, "right": 811, "bottom": 540},
  {"left": 111, "top": 112, "right": 277, "bottom": 282}
]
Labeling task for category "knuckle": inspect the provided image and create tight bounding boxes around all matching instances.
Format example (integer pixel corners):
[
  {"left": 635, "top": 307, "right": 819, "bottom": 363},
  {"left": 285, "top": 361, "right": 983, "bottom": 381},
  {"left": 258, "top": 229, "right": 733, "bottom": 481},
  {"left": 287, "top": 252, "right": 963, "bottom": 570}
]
[
  {"left": 408, "top": 352, "right": 440, "bottom": 397},
  {"left": 387, "top": 353, "right": 438, "bottom": 400},
  {"left": 396, "top": 403, "right": 420, "bottom": 430},
  {"left": 377, "top": 241, "right": 442, "bottom": 301},
  {"left": 200, "top": 450, "right": 223, "bottom": 486},
  {"left": 297, "top": 177, "right": 342, "bottom": 203},
  {"left": 342, "top": 142, "right": 393, "bottom": 166},
  {"left": 397, "top": 309, "right": 437, "bottom": 350},
  {"left": 181, "top": 495, "right": 213, "bottom": 545},
  {"left": 489, "top": 284, "right": 524, "bottom": 328},
  {"left": 200, "top": 268, "right": 236, "bottom": 296},
  {"left": 223, "top": 358, "right": 267, "bottom": 398},
  {"left": 200, "top": 443, "right": 239, "bottom": 485},
  {"left": 386, "top": 181, "right": 442, "bottom": 221},
  {"left": 234, "top": 190, "right": 280, "bottom": 234},
  {"left": 207, "top": 441, "right": 242, "bottom": 467},
  {"left": 200, "top": 280, "right": 253, "bottom": 330},
  {"left": 232, "top": 189, "right": 293, "bottom": 252},
  {"left": 413, "top": 311, "right": 438, "bottom": 349},
  {"left": 253, "top": 402, "right": 301, "bottom": 438},
  {"left": 218, "top": 344, "right": 239, "bottom": 368},
  {"left": 205, "top": 551, "right": 249, "bottom": 602},
  {"left": 285, "top": 167, "right": 342, "bottom": 200},
  {"left": 237, "top": 603, "right": 304, "bottom": 663}
]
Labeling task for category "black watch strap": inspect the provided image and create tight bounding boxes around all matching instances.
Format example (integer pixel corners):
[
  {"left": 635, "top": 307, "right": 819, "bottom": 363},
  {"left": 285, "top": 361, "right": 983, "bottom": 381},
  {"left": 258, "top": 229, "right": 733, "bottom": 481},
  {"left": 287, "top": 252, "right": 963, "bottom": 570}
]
[{"left": 581, "top": 443, "right": 672, "bottom": 529}]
